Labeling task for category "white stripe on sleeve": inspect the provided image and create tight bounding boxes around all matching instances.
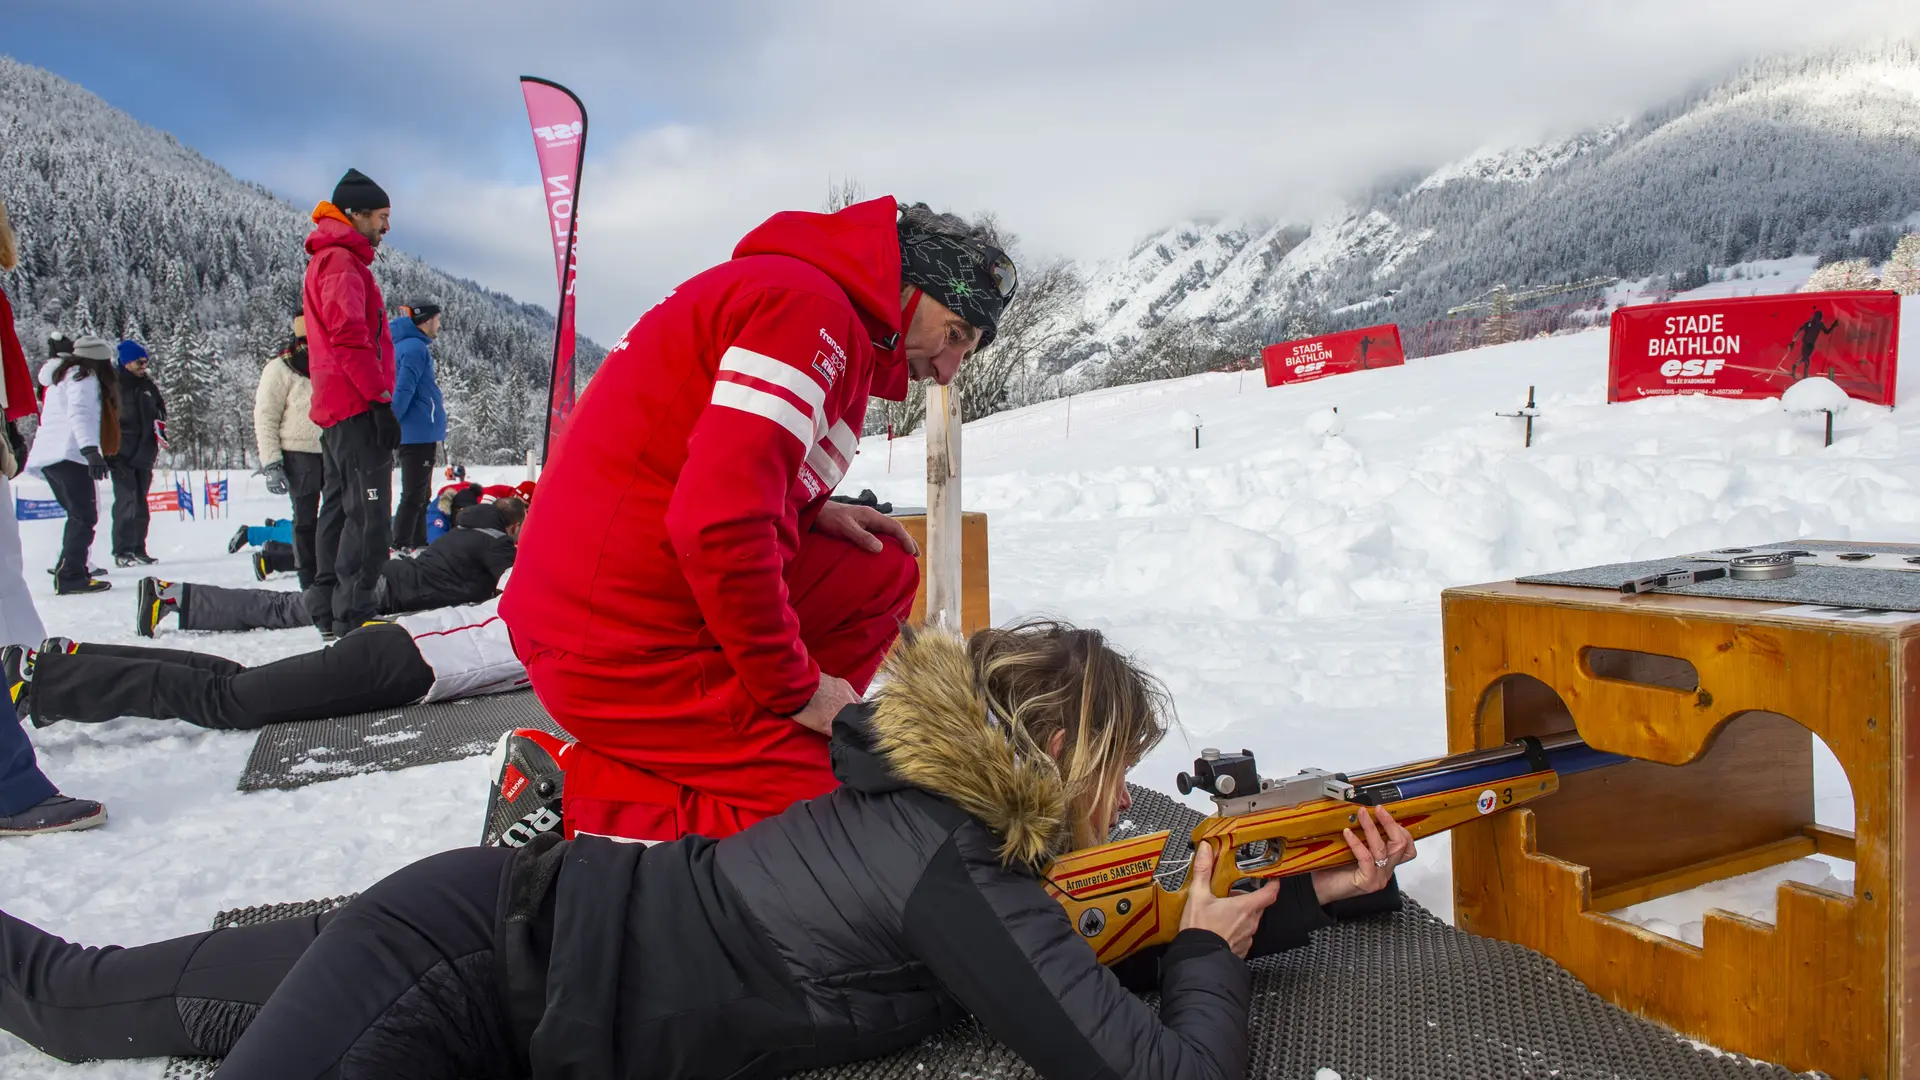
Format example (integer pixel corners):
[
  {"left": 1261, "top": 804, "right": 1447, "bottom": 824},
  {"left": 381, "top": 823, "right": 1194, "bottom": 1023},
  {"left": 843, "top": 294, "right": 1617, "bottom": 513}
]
[
  {"left": 717, "top": 346, "right": 826, "bottom": 415},
  {"left": 712, "top": 381, "right": 814, "bottom": 447}
]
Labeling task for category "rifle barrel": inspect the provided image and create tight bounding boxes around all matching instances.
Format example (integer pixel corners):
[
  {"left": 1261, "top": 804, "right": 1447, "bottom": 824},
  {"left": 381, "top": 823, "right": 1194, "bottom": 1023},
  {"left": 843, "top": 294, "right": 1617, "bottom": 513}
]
[{"left": 1350, "top": 735, "right": 1627, "bottom": 803}]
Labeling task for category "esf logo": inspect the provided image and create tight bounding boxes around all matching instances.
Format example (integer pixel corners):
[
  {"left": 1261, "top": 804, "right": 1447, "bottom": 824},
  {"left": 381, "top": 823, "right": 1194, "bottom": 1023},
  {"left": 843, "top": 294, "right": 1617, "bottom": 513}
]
[
  {"left": 533, "top": 122, "right": 584, "bottom": 142},
  {"left": 1659, "top": 358, "right": 1725, "bottom": 378}
]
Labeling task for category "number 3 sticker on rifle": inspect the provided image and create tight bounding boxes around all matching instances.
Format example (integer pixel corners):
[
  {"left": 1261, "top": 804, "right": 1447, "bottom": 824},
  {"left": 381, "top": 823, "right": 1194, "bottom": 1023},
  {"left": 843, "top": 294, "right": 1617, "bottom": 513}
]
[{"left": 1476, "top": 789, "right": 1498, "bottom": 815}]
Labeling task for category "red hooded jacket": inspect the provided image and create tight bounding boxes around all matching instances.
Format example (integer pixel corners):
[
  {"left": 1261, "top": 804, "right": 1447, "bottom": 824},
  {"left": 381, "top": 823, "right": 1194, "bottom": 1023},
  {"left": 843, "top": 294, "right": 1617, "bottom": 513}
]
[
  {"left": 0, "top": 286, "right": 37, "bottom": 423},
  {"left": 302, "top": 204, "right": 395, "bottom": 427},
  {"left": 501, "top": 197, "right": 910, "bottom": 716}
]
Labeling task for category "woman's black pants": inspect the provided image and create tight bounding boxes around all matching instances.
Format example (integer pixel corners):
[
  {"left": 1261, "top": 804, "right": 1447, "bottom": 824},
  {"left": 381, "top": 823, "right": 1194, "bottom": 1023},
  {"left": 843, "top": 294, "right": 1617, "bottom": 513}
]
[
  {"left": 0, "top": 846, "right": 519, "bottom": 1079},
  {"left": 40, "top": 460, "right": 97, "bottom": 588}
]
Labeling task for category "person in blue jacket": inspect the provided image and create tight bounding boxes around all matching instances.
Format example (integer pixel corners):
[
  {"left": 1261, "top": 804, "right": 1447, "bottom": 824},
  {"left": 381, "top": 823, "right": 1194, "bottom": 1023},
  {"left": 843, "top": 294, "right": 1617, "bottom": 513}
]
[{"left": 389, "top": 303, "right": 446, "bottom": 551}]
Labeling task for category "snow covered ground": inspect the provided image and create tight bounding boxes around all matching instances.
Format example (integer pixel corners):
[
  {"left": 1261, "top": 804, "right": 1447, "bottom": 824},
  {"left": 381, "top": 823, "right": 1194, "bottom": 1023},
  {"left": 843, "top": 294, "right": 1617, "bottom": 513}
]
[{"left": 4, "top": 299, "right": 1916, "bottom": 1075}]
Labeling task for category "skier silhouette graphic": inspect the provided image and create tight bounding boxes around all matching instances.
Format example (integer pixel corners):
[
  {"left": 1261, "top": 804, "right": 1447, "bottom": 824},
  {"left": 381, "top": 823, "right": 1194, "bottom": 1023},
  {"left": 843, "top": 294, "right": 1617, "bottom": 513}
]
[
  {"left": 1790, "top": 308, "right": 1838, "bottom": 381},
  {"left": 1357, "top": 334, "right": 1375, "bottom": 370}
]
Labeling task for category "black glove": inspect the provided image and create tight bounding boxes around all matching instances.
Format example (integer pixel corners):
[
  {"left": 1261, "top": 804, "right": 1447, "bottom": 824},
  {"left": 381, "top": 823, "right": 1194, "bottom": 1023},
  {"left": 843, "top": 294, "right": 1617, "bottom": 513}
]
[
  {"left": 369, "top": 402, "right": 403, "bottom": 453},
  {"left": 81, "top": 446, "right": 108, "bottom": 482},
  {"left": 5, "top": 422, "right": 25, "bottom": 471},
  {"left": 261, "top": 460, "right": 290, "bottom": 495}
]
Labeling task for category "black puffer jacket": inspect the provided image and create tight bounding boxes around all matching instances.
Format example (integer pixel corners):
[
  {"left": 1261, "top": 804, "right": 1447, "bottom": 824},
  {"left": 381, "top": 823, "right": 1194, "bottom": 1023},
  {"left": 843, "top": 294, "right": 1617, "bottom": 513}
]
[
  {"left": 113, "top": 370, "right": 167, "bottom": 468},
  {"left": 379, "top": 502, "right": 514, "bottom": 612},
  {"left": 502, "top": 631, "right": 1399, "bottom": 1080}
]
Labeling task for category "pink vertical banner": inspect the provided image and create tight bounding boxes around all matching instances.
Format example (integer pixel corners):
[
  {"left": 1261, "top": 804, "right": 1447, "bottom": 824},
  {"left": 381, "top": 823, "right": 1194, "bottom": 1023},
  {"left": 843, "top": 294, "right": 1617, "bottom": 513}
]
[{"left": 520, "top": 77, "right": 588, "bottom": 462}]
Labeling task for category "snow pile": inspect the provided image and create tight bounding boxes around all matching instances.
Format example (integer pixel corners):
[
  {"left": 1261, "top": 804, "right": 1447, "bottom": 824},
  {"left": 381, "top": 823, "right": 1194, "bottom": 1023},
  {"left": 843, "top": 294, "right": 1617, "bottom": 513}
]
[{"left": 1779, "top": 375, "right": 1851, "bottom": 415}]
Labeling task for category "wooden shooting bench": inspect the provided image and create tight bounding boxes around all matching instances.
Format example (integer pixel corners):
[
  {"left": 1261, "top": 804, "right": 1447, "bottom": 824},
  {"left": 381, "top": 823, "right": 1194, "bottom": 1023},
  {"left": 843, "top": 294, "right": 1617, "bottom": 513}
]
[
  {"left": 1445, "top": 579, "right": 1916, "bottom": 1079},
  {"left": 894, "top": 512, "right": 992, "bottom": 635}
]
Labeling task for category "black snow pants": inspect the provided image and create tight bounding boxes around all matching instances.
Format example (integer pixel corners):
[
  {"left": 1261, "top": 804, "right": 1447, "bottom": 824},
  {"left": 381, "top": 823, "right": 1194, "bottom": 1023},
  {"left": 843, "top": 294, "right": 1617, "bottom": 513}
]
[
  {"left": 392, "top": 442, "right": 436, "bottom": 550},
  {"left": 0, "top": 846, "right": 522, "bottom": 1079},
  {"left": 108, "top": 459, "right": 153, "bottom": 558},
  {"left": 177, "top": 582, "right": 314, "bottom": 633},
  {"left": 284, "top": 449, "right": 324, "bottom": 590},
  {"left": 309, "top": 412, "right": 393, "bottom": 637},
  {"left": 30, "top": 624, "right": 436, "bottom": 730},
  {"left": 40, "top": 460, "right": 97, "bottom": 589}
]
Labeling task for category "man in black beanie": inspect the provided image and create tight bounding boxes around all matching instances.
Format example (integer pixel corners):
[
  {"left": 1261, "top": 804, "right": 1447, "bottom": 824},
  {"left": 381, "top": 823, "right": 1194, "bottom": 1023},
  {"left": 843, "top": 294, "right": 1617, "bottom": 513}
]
[
  {"left": 302, "top": 168, "right": 402, "bottom": 639},
  {"left": 494, "top": 196, "right": 1017, "bottom": 844}
]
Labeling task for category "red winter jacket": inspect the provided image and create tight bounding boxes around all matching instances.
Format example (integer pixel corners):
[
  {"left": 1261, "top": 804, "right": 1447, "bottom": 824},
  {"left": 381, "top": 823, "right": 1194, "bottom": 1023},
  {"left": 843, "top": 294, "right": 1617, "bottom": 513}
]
[
  {"left": 0, "top": 285, "right": 37, "bottom": 422},
  {"left": 302, "top": 203, "right": 394, "bottom": 428},
  {"left": 502, "top": 197, "right": 910, "bottom": 715}
]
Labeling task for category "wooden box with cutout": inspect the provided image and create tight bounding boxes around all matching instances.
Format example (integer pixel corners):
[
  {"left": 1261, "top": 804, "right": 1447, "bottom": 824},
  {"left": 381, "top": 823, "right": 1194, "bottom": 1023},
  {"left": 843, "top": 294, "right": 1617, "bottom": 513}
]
[
  {"left": 1445, "top": 580, "right": 1916, "bottom": 1079},
  {"left": 893, "top": 512, "right": 991, "bottom": 635}
]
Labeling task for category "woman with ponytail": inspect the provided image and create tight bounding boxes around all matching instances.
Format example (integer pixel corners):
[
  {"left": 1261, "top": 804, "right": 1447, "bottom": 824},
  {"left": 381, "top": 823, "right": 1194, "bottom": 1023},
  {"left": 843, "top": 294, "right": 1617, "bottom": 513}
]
[{"left": 24, "top": 328, "right": 118, "bottom": 596}]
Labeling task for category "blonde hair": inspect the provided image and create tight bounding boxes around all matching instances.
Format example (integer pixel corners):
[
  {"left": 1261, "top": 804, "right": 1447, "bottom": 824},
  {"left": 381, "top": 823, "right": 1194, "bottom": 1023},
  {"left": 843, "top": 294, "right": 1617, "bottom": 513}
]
[
  {"left": 969, "top": 619, "right": 1173, "bottom": 851},
  {"left": 0, "top": 196, "right": 16, "bottom": 273}
]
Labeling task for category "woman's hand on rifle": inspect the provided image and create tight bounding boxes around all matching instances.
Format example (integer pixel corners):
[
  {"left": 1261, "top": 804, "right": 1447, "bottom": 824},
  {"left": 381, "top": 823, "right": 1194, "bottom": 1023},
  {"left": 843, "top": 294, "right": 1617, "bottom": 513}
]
[
  {"left": 1177, "top": 840, "right": 1279, "bottom": 957},
  {"left": 1311, "top": 804, "right": 1416, "bottom": 906}
]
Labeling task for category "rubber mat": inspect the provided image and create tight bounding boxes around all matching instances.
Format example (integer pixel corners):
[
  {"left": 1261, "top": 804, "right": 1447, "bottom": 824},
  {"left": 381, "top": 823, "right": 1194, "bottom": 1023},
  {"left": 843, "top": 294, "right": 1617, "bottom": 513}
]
[
  {"left": 1519, "top": 544, "right": 1920, "bottom": 611},
  {"left": 164, "top": 787, "right": 1806, "bottom": 1079},
  {"left": 237, "top": 689, "right": 564, "bottom": 792}
]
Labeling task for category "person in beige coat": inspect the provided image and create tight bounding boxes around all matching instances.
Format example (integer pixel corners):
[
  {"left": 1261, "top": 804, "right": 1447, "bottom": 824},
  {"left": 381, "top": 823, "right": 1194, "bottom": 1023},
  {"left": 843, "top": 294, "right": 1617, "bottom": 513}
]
[{"left": 252, "top": 316, "right": 325, "bottom": 588}]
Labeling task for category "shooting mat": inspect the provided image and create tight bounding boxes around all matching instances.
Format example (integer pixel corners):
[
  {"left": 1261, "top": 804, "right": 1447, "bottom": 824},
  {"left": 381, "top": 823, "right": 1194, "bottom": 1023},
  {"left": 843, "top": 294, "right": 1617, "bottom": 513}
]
[
  {"left": 1520, "top": 539, "right": 1920, "bottom": 611},
  {"left": 237, "top": 689, "right": 563, "bottom": 792},
  {"left": 164, "top": 787, "right": 1805, "bottom": 1080}
]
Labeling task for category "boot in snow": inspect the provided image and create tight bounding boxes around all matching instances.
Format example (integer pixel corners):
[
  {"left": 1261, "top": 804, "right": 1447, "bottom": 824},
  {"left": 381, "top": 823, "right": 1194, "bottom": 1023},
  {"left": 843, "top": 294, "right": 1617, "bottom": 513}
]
[
  {"left": 55, "top": 577, "right": 110, "bottom": 596},
  {"left": 0, "top": 795, "right": 107, "bottom": 836},
  {"left": 481, "top": 728, "right": 571, "bottom": 848},
  {"left": 136, "top": 578, "right": 182, "bottom": 637},
  {"left": 1, "top": 645, "right": 29, "bottom": 722}
]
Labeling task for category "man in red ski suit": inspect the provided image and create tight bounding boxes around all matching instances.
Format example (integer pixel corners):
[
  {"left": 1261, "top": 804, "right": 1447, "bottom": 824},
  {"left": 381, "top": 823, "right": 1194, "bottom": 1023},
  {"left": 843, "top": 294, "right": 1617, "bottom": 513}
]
[
  {"left": 302, "top": 168, "right": 404, "bottom": 638},
  {"left": 496, "top": 197, "right": 1016, "bottom": 843}
]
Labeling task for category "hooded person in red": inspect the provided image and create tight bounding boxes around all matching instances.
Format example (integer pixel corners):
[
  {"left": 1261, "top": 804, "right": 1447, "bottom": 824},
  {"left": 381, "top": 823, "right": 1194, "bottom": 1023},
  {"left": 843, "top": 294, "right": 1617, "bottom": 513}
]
[
  {"left": 301, "top": 168, "right": 404, "bottom": 639},
  {"left": 493, "top": 198, "right": 1016, "bottom": 844}
]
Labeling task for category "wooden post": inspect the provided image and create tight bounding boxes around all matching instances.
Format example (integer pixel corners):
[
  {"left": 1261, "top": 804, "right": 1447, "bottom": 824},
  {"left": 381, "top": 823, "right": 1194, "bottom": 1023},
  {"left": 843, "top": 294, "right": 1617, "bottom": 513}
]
[{"left": 925, "top": 384, "right": 963, "bottom": 630}]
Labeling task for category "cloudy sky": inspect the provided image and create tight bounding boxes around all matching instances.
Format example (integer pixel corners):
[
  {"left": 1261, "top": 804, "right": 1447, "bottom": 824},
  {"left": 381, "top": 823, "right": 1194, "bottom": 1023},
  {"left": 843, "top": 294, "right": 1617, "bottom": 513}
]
[{"left": 10, "top": 1, "right": 1920, "bottom": 342}]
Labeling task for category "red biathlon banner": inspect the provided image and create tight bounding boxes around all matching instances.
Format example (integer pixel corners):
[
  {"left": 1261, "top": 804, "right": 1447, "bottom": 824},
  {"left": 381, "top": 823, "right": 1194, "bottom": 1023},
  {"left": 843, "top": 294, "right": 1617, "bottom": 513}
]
[
  {"left": 1262, "top": 324, "right": 1404, "bottom": 388},
  {"left": 1608, "top": 291, "right": 1900, "bottom": 405},
  {"left": 520, "top": 76, "right": 588, "bottom": 461}
]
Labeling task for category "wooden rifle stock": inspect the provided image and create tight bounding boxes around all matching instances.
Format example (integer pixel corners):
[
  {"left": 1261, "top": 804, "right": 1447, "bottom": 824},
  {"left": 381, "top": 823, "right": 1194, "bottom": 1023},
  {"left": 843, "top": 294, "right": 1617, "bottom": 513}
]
[{"left": 1042, "top": 738, "right": 1589, "bottom": 965}]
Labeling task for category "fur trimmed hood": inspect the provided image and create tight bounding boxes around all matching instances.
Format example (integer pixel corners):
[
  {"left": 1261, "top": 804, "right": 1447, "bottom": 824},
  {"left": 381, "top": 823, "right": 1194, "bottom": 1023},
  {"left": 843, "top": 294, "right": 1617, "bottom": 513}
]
[{"left": 838, "top": 630, "right": 1072, "bottom": 867}]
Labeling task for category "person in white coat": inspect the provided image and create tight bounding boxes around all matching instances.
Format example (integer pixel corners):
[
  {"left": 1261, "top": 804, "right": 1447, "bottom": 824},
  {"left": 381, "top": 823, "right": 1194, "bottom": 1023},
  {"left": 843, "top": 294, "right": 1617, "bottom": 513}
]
[
  {"left": 252, "top": 317, "right": 325, "bottom": 587},
  {"left": 4, "top": 588, "right": 526, "bottom": 732},
  {"left": 24, "top": 337, "right": 118, "bottom": 595}
]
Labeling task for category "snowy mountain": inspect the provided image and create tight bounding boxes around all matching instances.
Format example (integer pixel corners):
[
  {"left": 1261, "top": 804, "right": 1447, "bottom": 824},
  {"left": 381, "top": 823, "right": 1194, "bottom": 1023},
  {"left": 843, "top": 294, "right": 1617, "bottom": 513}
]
[
  {"left": 1079, "top": 40, "right": 1920, "bottom": 359},
  {"left": 0, "top": 55, "right": 601, "bottom": 466}
]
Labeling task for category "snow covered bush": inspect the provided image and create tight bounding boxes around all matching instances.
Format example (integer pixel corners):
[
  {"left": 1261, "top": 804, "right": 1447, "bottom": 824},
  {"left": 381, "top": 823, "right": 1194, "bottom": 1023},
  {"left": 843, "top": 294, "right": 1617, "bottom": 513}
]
[
  {"left": 1801, "top": 258, "right": 1882, "bottom": 292},
  {"left": 1883, "top": 234, "right": 1920, "bottom": 295}
]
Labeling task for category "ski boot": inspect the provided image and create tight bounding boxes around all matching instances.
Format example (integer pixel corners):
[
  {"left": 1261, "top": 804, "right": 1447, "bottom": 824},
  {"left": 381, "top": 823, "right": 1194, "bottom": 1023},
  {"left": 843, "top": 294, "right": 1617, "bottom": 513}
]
[{"left": 481, "top": 728, "right": 571, "bottom": 847}]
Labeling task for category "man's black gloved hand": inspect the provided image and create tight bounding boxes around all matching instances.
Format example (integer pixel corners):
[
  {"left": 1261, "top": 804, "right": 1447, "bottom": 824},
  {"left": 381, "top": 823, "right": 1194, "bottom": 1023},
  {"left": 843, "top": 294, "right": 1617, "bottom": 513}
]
[
  {"left": 369, "top": 402, "right": 403, "bottom": 453},
  {"left": 81, "top": 446, "right": 108, "bottom": 481},
  {"left": 4, "top": 422, "right": 24, "bottom": 477},
  {"left": 261, "top": 460, "right": 290, "bottom": 495}
]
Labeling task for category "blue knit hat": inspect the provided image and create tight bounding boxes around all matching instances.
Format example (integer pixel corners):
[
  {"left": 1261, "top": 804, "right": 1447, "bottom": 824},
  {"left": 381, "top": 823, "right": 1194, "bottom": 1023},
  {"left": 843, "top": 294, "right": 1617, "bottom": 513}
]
[{"left": 116, "top": 340, "right": 149, "bottom": 368}]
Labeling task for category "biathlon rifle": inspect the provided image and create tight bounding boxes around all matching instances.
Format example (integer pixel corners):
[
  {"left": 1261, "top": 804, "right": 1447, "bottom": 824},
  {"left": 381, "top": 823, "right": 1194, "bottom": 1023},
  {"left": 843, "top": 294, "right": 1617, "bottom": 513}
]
[{"left": 1043, "top": 732, "right": 1625, "bottom": 965}]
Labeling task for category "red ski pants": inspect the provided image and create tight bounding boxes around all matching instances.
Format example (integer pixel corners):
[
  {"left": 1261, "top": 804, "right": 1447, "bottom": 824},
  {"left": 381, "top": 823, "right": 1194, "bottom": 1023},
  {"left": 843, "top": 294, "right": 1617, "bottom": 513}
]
[{"left": 521, "top": 532, "right": 919, "bottom": 842}]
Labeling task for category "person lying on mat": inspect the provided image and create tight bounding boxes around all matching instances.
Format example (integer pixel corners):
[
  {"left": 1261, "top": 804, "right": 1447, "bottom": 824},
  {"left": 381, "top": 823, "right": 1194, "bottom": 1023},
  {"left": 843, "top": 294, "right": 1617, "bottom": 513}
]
[
  {"left": 6, "top": 592, "right": 522, "bottom": 732},
  {"left": 0, "top": 620, "right": 1410, "bottom": 1080},
  {"left": 135, "top": 497, "right": 525, "bottom": 639}
]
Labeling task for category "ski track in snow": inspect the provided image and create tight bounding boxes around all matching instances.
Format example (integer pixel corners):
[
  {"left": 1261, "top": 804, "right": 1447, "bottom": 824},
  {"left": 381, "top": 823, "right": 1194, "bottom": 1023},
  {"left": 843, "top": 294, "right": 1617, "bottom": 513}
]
[{"left": 4, "top": 302, "right": 1916, "bottom": 1074}]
